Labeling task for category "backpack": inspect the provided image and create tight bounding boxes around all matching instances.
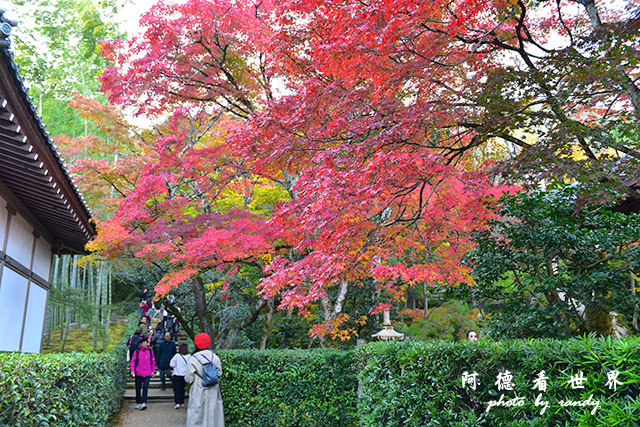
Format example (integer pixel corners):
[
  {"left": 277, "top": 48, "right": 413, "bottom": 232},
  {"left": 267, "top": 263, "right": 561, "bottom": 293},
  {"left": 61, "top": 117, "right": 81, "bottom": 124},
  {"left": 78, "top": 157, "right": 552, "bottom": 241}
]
[
  {"left": 151, "top": 329, "right": 164, "bottom": 346},
  {"left": 195, "top": 354, "right": 219, "bottom": 387},
  {"left": 128, "top": 334, "right": 142, "bottom": 354},
  {"left": 134, "top": 347, "right": 154, "bottom": 373}
]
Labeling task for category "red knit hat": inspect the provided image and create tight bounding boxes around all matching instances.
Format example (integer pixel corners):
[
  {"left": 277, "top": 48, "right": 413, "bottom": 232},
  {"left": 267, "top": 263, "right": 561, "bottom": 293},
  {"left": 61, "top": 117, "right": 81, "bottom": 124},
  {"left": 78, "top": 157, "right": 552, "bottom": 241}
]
[{"left": 194, "top": 333, "right": 211, "bottom": 350}]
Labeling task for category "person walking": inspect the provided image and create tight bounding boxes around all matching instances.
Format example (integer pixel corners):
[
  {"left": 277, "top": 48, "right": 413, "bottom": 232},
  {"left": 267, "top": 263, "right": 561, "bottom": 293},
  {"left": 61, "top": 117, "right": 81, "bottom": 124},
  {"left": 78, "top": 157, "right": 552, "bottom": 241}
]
[
  {"left": 169, "top": 343, "right": 191, "bottom": 409},
  {"left": 185, "top": 333, "right": 224, "bottom": 426},
  {"left": 126, "top": 328, "right": 143, "bottom": 360},
  {"left": 140, "top": 299, "right": 153, "bottom": 318},
  {"left": 167, "top": 314, "right": 179, "bottom": 341},
  {"left": 158, "top": 332, "right": 176, "bottom": 390},
  {"left": 139, "top": 289, "right": 149, "bottom": 316},
  {"left": 151, "top": 324, "right": 165, "bottom": 367},
  {"left": 130, "top": 339, "right": 156, "bottom": 410}
]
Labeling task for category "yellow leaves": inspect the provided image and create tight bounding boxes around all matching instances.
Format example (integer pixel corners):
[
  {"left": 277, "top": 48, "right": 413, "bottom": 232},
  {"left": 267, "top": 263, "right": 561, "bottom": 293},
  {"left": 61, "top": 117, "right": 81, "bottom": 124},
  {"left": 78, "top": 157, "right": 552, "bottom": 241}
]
[
  {"left": 461, "top": 271, "right": 475, "bottom": 286},
  {"left": 261, "top": 253, "right": 273, "bottom": 265},
  {"left": 74, "top": 252, "right": 103, "bottom": 268},
  {"left": 208, "top": 178, "right": 288, "bottom": 217},
  {"left": 205, "top": 281, "right": 223, "bottom": 297},
  {"left": 205, "top": 281, "right": 224, "bottom": 291},
  {"left": 182, "top": 205, "right": 200, "bottom": 218},
  {"left": 247, "top": 184, "right": 290, "bottom": 217},
  {"left": 86, "top": 238, "right": 107, "bottom": 253},
  {"left": 211, "top": 188, "right": 245, "bottom": 212},
  {"left": 437, "top": 240, "right": 451, "bottom": 250}
]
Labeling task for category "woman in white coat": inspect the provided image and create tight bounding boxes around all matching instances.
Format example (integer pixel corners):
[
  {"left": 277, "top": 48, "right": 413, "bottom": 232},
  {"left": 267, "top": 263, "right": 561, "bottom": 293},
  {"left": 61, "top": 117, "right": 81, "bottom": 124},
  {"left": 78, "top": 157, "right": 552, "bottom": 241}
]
[{"left": 185, "top": 333, "right": 225, "bottom": 427}]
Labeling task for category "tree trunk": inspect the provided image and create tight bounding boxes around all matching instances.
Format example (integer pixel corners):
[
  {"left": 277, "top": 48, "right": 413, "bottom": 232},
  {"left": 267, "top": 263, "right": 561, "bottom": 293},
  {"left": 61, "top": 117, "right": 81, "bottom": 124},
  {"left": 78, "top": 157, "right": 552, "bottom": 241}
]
[
  {"left": 192, "top": 275, "right": 215, "bottom": 345},
  {"left": 60, "top": 255, "right": 71, "bottom": 350},
  {"left": 407, "top": 286, "right": 415, "bottom": 310},
  {"left": 46, "top": 256, "right": 61, "bottom": 346},
  {"left": 81, "top": 260, "right": 87, "bottom": 325},
  {"left": 60, "top": 305, "right": 71, "bottom": 352},
  {"left": 632, "top": 272, "right": 639, "bottom": 334},
  {"left": 100, "top": 262, "right": 110, "bottom": 352},
  {"left": 165, "top": 301, "right": 195, "bottom": 340},
  {"left": 90, "top": 263, "right": 99, "bottom": 352},
  {"left": 260, "top": 298, "right": 275, "bottom": 350},
  {"left": 318, "top": 281, "right": 349, "bottom": 347},
  {"left": 423, "top": 283, "right": 429, "bottom": 320}
]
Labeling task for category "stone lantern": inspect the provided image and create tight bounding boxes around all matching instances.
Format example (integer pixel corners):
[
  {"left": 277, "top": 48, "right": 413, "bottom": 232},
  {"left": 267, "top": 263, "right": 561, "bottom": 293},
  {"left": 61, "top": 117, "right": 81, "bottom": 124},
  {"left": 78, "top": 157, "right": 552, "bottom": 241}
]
[{"left": 372, "top": 310, "right": 405, "bottom": 341}]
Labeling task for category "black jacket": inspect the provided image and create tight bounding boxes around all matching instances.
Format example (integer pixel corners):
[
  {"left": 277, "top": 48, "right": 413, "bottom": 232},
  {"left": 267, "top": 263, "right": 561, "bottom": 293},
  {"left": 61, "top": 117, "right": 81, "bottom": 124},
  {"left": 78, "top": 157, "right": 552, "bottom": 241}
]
[{"left": 158, "top": 339, "right": 176, "bottom": 369}]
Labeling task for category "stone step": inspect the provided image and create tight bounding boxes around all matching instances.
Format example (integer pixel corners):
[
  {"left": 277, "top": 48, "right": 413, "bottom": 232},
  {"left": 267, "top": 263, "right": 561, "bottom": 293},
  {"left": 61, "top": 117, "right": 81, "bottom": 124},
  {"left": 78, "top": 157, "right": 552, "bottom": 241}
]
[
  {"left": 123, "top": 388, "right": 188, "bottom": 401},
  {"left": 126, "top": 379, "right": 174, "bottom": 389}
]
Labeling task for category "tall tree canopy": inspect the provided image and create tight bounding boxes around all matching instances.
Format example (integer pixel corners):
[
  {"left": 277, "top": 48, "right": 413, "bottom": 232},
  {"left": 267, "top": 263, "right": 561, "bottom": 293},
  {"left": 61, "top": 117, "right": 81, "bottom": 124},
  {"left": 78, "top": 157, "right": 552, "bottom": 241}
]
[
  {"left": 9, "top": 0, "right": 126, "bottom": 137},
  {"left": 94, "top": 0, "right": 639, "bottom": 339}
]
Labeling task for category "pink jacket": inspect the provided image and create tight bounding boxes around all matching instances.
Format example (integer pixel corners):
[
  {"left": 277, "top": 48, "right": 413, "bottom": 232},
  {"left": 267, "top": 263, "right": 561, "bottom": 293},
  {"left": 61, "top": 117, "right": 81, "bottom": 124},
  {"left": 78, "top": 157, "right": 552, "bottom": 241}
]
[{"left": 130, "top": 347, "right": 156, "bottom": 377}]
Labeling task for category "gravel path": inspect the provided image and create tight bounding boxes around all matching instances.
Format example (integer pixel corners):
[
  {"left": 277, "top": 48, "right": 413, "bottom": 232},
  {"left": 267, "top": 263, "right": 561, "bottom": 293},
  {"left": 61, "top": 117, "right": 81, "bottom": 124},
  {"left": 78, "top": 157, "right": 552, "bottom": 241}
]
[{"left": 115, "top": 400, "right": 187, "bottom": 426}]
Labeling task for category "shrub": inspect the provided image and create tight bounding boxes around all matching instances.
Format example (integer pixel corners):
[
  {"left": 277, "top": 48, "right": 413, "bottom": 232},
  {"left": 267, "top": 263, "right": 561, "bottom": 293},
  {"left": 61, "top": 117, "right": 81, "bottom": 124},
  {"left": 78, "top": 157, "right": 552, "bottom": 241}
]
[
  {"left": 0, "top": 349, "right": 127, "bottom": 426},
  {"left": 404, "top": 301, "right": 477, "bottom": 342},
  {"left": 0, "top": 313, "right": 136, "bottom": 426},
  {"left": 358, "top": 336, "right": 640, "bottom": 427},
  {"left": 217, "top": 348, "right": 358, "bottom": 426},
  {"left": 466, "top": 186, "right": 640, "bottom": 339}
]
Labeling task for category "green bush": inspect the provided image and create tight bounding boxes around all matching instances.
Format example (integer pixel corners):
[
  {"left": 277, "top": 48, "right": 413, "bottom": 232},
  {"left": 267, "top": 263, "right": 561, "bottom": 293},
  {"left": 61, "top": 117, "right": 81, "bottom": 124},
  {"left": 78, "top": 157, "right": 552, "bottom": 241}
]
[
  {"left": 358, "top": 336, "right": 640, "bottom": 427},
  {"left": 404, "top": 301, "right": 477, "bottom": 342},
  {"left": 0, "top": 313, "right": 136, "bottom": 426},
  {"left": 0, "top": 348, "right": 128, "bottom": 426},
  {"left": 466, "top": 186, "right": 640, "bottom": 339},
  {"left": 218, "top": 349, "right": 358, "bottom": 426}
]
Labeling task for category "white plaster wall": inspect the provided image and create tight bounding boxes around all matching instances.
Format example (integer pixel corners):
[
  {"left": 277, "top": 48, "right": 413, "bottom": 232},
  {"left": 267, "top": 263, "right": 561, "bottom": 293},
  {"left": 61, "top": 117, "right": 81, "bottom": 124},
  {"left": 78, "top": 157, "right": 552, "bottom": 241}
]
[
  {"left": 0, "top": 195, "right": 7, "bottom": 247},
  {"left": 21, "top": 282, "right": 47, "bottom": 353},
  {"left": 0, "top": 267, "right": 28, "bottom": 351},
  {"left": 5, "top": 213, "right": 34, "bottom": 267},
  {"left": 32, "top": 238, "right": 52, "bottom": 280}
]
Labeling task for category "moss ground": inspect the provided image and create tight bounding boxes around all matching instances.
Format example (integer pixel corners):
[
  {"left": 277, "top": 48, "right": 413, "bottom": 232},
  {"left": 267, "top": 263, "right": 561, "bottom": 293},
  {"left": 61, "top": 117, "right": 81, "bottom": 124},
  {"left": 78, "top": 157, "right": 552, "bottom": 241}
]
[{"left": 42, "top": 321, "right": 127, "bottom": 353}]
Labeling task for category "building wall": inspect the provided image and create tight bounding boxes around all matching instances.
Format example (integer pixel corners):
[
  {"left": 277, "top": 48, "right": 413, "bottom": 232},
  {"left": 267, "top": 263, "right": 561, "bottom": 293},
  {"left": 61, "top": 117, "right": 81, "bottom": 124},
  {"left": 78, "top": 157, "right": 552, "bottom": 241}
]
[{"left": 0, "top": 192, "right": 52, "bottom": 353}]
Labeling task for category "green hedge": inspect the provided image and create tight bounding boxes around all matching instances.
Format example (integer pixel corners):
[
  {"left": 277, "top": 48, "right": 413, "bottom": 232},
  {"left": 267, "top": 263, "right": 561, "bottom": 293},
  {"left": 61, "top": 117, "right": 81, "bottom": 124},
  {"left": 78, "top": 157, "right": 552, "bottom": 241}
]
[
  {"left": 0, "top": 313, "right": 136, "bottom": 427},
  {"left": 3, "top": 331, "right": 638, "bottom": 426},
  {"left": 218, "top": 349, "right": 358, "bottom": 426},
  {"left": 358, "top": 337, "right": 640, "bottom": 427}
]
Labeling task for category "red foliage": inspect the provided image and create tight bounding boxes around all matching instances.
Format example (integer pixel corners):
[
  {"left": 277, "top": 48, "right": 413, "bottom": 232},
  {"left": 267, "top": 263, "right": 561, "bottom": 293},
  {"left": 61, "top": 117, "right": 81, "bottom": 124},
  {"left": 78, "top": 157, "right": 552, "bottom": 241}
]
[
  {"left": 88, "top": 110, "right": 274, "bottom": 297},
  {"left": 95, "top": 0, "right": 550, "bottom": 336}
]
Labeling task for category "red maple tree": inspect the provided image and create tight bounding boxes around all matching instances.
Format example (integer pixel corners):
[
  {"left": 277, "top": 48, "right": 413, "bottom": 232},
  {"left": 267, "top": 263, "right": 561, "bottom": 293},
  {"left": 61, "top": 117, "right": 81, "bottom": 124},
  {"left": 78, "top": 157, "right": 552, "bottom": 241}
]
[{"left": 94, "top": 0, "right": 638, "bottom": 340}]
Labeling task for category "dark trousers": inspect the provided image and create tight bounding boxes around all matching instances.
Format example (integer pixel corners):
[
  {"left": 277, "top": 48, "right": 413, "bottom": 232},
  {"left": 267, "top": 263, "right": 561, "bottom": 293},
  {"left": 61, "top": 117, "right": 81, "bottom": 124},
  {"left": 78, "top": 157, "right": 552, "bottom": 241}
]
[
  {"left": 154, "top": 346, "right": 161, "bottom": 365},
  {"left": 159, "top": 368, "right": 171, "bottom": 389},
  {"left": 135, "top": 376, "right": 151, "bottom": 404},
  {"left": 172, "top": 375, "right": 186, "bottom": 404}
]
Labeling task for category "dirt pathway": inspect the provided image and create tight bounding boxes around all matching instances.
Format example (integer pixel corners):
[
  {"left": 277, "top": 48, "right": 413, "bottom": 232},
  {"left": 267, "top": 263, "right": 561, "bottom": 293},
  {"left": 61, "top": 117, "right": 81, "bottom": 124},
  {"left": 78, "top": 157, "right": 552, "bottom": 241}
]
[{"left": 115, "top": 400, "right": 187, "bottom": 426}]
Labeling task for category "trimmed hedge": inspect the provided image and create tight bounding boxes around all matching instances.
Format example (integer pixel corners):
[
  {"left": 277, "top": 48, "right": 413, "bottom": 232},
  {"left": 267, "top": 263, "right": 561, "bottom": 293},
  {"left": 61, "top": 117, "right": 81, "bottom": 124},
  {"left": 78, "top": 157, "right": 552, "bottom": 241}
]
[
  {"left": 218, "top": 349, "right": 358, "bottom": 426},
  {"left": 358, "top": 337, "right": 640, "bottom": 427},
  {"left": 2, "top": 332, "right": 638, "bottom": 426},
  {"left": 0, "top": 314, "right": 136, "bottom": 427}
]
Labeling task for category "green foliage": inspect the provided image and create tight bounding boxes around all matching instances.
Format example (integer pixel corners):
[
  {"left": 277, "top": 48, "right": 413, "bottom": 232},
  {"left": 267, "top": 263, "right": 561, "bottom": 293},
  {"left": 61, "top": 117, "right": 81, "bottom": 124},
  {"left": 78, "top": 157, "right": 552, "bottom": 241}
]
[
  {"left": 270, "top": 316, "right": 314, "bottom": 349},
  {"left": 0, "top": 349, "right": 128, "bottom": 426},
  {"left": 357, "top": 337, "right": 640, "bottom": 427},
  {"left": 9, "top": 0, "right": 124, "bottom": 137},
  {"left": 0, "top": 313, "right": 137, "bottom": 426},
  {"left": 467, "top": 185, "right": 640, "bottom": 338},
  {"left": 218, "top": 349, "right": 358, "bottom": 427},
  {"left": 405, "top": 301, "right": 477, "bottom": 342}
]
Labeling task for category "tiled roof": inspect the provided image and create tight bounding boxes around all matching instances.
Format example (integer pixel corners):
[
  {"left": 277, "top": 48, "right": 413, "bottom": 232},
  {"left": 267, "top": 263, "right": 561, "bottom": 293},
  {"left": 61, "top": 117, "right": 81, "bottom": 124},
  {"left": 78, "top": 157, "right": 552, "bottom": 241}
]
[{"left": 0, "top": 18, "right": 95, "bottom": 252}]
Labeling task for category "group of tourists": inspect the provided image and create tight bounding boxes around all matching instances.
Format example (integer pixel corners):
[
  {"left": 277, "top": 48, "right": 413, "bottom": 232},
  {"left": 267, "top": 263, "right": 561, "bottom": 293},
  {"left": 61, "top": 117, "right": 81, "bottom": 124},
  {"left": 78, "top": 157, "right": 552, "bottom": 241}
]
[{"left": 127, "top": 311, "right": 225, "bottom": 426}]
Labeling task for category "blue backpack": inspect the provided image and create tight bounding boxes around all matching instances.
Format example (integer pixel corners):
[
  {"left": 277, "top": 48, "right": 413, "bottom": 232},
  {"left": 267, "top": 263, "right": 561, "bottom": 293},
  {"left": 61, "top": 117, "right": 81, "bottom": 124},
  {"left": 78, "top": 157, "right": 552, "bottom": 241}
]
[{"left": 195, "top": 354, "right": 219, "bottom": 387}]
